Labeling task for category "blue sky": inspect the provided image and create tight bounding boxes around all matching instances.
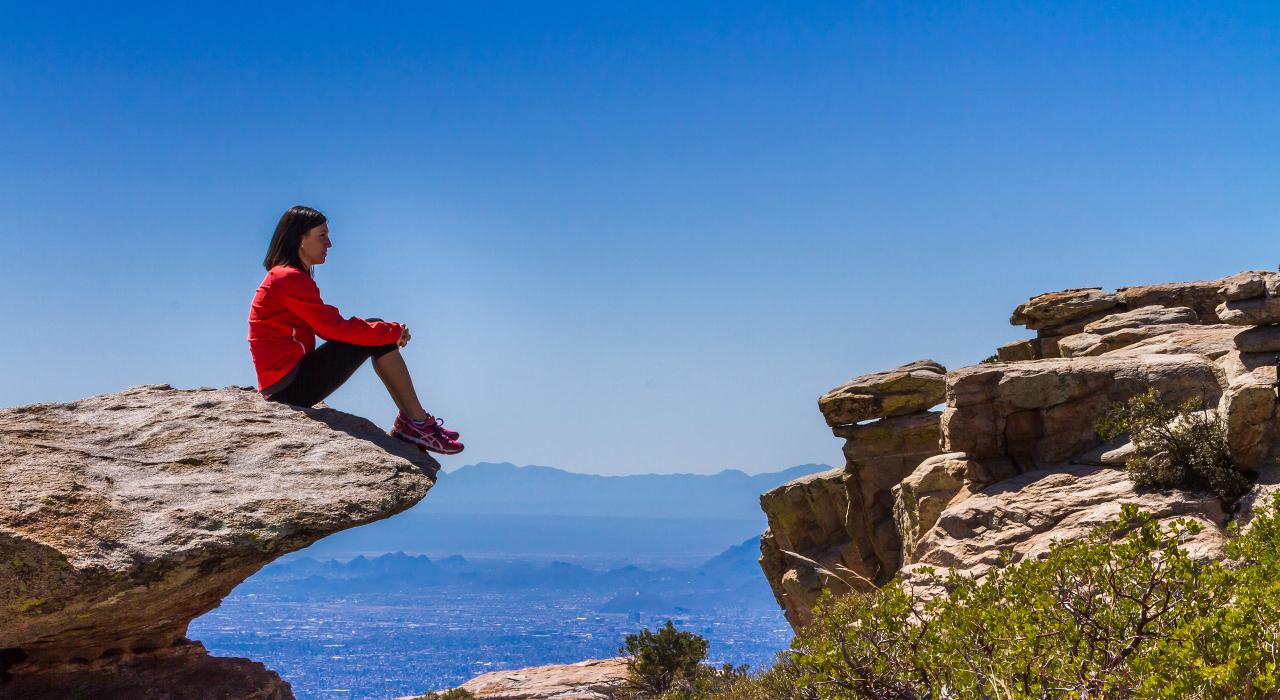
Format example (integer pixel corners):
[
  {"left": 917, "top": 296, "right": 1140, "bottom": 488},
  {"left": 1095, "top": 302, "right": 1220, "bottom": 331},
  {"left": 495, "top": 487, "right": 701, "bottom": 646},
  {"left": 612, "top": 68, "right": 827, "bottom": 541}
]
[{"left": 1, "top": 2, "right": 1277, "bottom": 474}]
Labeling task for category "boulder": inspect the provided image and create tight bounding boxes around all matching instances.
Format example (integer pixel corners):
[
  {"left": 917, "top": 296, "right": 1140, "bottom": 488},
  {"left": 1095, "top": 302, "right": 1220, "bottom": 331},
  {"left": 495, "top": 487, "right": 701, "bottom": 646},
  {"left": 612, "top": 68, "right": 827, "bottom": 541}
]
[
  {"left": 1234, "top": 325, "right": 1280, "bottom": 353},
  {"left": 892, "top": 453, "right": 1016, "bottom": 565},
  {"left": 1217, "top": 353, "right": 1280, "bottom": 470},
  {"left": 996, "top": 338, "right": 1042, "bottom": 362},
  {"left": 446, "top": 657, "right": 630, "bottom": 700},
  {"left": 1217, "top": 296, "right": 1280, "bottom": 326},
  {"left": 819, "top": 360, "right": 946, "bottom": 426},
  {"left": 1010, "top": 288, "right": 1119, "bottom": 331},
  {"left": 909, "top": 465, "right": 1230, "bottom": 578},
  {"left": 941, "top": 354, "right": 1223, "bottom": 468},
  {"left": 1218, "top": 270, "right": 1279, "bottom": 301},
  {"left": 0, "top": 385, "right": 438, "bottom": 697},
  {"left": 1083, "top": 306, "right": 1198, "bottom": 335}
]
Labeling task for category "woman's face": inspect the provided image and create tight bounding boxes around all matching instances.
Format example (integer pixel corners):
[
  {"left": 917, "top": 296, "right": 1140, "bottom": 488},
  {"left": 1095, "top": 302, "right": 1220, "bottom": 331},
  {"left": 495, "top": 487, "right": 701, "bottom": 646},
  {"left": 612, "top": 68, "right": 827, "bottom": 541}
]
[{"left": 298, "top": 223, "right": 331, "bottom": 268}]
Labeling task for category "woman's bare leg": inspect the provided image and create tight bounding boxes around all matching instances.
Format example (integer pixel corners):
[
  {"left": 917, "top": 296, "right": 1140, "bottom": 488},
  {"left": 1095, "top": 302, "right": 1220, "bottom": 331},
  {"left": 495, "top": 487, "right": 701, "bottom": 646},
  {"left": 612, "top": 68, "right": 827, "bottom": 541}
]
[{"left": 373, "top": 349, "right": 429, "bottom": 421}]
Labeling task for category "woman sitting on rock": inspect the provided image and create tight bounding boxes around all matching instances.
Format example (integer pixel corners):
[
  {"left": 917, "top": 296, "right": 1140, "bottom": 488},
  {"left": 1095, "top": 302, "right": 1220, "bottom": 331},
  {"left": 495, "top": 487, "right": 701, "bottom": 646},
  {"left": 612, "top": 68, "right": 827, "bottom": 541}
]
[{"left": 247, "top": 205, "right": 464, "bottom": 455}]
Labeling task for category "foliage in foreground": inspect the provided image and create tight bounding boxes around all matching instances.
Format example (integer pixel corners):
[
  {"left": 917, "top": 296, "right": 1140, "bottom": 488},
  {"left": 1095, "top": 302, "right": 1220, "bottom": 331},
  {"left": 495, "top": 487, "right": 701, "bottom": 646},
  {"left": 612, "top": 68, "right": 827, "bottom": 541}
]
[
  {"left": 782, "top": 497, "right": 1280, "bottom": 699},
  {"left": 1097, "top": 387, "right": 1250, "bottom": 501},
  {"left": 619, "top": 619, "right": 747, "bottom": 698},
  {"left": 623, "top": 496, "right": 1280, "bottom": 699}
]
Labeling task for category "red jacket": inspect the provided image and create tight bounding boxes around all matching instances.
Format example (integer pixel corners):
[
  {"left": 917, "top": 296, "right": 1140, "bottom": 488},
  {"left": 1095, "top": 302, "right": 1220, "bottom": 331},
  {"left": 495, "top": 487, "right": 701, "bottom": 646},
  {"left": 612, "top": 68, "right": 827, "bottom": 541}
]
[{"left": 248, "top": 266, "right": 404, "bottom": 391}]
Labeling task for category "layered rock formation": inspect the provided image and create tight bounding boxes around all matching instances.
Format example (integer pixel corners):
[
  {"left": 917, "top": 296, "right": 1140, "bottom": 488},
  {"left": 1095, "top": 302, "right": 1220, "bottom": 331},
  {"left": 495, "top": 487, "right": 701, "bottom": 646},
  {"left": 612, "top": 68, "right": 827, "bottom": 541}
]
[
  {"left": 761, "top": 360, "right": 945, "bottom": 626},
  {"left": 0, "top": 384, "right": 439, "bottom": 698},
  {"left": 761, "top": 269, "right": 1280, "bottom": 629}
]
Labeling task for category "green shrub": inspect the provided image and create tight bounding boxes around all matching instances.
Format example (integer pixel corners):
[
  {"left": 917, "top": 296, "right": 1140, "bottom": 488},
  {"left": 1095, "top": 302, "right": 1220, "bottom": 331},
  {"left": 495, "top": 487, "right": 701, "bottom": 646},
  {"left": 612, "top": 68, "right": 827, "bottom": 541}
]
[
  {"left": 620, "top": 620, "right": 710, "bottom": 697},
  {"left": 1097, "top": 387, "right": 1250, "bottom": 502},
  {"left": 776, "top": 496, "right": 1280, "bottom": 698}
]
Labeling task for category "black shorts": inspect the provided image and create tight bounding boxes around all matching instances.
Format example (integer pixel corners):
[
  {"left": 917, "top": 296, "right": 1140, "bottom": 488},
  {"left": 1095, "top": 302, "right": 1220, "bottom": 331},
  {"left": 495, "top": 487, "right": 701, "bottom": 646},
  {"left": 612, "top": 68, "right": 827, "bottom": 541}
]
[{"left": 265, "top": 339, "right": 398, "bottom": 408}]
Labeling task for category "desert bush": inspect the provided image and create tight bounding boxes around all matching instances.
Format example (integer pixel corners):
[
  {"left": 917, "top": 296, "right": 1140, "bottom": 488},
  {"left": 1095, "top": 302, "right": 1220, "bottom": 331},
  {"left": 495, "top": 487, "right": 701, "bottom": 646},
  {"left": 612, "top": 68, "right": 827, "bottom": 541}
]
[
  {"left": 777, "top": 496, "right": 1280, "bottom": 699},
  {"left": 620, "top": 620, "right": 710, "bottom": 697},
  {"left": 1097, "top": 387, "right": 1250, "bottom": 501}
]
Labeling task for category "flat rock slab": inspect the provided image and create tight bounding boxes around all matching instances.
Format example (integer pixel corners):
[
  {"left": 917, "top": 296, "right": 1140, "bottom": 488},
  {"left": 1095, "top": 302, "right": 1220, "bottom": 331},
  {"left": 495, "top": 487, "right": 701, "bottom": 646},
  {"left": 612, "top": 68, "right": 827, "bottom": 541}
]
[
  {"left": 1083, "top": 306, "right": 1198, "bottom": 335},
  {"left": 1010, "top": 288, "right": 1119, "bottom": 331},
  {"left": 0, "top": 384, "right": 436, "bottom": 669},
  {"left": 819, "top": 360, "right": 946, "bottom": 426},
  {"left": 452, "top": 657, "right": 630, "bottom": 700}
]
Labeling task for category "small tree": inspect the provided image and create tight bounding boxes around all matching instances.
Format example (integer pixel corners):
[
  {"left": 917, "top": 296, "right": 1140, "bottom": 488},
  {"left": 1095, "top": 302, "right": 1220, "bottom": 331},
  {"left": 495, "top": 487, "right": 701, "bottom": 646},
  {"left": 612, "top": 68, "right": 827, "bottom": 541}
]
[
  {"left": 1097, "top": 388, "right": 1250, "bottom": 502},
  {"left": 620, "top": 620, "right": 709, "bottom": 696}
]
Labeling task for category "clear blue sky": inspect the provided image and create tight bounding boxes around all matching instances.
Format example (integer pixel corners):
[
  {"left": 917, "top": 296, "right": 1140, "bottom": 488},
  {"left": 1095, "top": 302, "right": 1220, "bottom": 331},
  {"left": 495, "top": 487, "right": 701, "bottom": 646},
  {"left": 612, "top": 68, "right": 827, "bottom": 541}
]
[{"left": 1, "top": 2, "right": 1276, "bottom": 475}]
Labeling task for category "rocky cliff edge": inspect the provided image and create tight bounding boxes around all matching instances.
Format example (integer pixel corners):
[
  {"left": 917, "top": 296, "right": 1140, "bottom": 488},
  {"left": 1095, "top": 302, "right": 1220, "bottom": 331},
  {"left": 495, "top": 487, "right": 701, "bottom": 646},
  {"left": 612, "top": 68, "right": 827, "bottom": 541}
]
[
  {"left": 761, "top": 270, "right": 1280, "bottom": 628},
  {"left": 0, "top": 384, "right": 438, "bottom": 699}
]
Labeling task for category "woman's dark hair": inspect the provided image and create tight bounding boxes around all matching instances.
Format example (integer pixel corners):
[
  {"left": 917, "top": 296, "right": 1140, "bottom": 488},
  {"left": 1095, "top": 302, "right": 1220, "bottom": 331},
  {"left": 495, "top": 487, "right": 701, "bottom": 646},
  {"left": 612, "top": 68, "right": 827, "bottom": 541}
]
[{"left": 263, "top": 205, "right": 327, "bottom": 271}]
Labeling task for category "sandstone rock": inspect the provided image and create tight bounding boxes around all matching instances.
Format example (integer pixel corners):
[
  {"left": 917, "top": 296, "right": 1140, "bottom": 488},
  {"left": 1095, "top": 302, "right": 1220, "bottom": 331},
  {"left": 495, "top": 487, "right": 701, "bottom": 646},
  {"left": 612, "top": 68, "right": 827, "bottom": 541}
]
[
  {"left": 941, "top": 354, "right": 1223, "bottom": 468},
  {"left": 892, "top": 453, "right": 1016, "bottom": 565},
  {"left": 1217, "top": 296, "right": 1280, "bottom": 326},
  {"left": 1010, "top": 288, "right": 1119, "bottom": 331},
  {"left": 758, "top": 468, "right": 872, "bottom": 628},
  {"left": 1234, "top": 325, "right": 1280, "bottom": 353},
  {"left": 449, "top": 657, "right": 630, "bottom": 700},
  {"left": 1073, "top": 437, "right": 1135, "bottom": 467},
  {"left": 0, "top": 385, "right": 437, "bottom": 696},
  {"left": 761, "top": 411, "right": 944, "bottom": 626},
  {"left": 1104, "top": 324, "right": 1240, "bottom": 360},
  {"left": 838, "top": 412, "right": 944, "bottom": 579},
  {"left": 819, "top": 360, "right": 946, "bottom": 426},
  {"left": 1116, "top": 279, "right": 1226, "bottom": 323},
  {"left": 1056, "top": 323, "right": 1197, "bottom": 358},
  {"left": 1219, "top": 356, "right": 1280, "bottom": 470},
  {"left": 910, "top": 465, "right": 1230, "bottom": 577},
  {"left": 3, "top": 640, "right": 291, "bottom": 700},
  {"left": 1083, "top": 306, "right": 1198, "bottom": 335},
  {"left": 996, "top": 339, "right": 1041, "bottom": 362},
  {"left": 1218, "top": 270, "right": 1279, "bottom": 301}
]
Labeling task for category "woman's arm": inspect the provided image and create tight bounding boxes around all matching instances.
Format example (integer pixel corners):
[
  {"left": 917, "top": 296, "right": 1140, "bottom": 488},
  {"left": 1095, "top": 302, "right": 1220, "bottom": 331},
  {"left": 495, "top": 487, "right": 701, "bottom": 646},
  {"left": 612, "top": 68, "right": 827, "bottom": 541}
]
[{"left": 276, "top": 270, "right": 403, "bottom": 346}]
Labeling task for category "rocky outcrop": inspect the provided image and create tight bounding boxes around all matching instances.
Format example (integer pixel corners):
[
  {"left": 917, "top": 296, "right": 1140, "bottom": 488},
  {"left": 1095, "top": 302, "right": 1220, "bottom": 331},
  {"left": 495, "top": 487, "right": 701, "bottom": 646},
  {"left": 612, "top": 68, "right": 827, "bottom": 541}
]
[
  {"left": 760, "top": 361, "right": 945, "bottom": 626},
  {"left": 0, "top": 384, "right": 438, "bottom": 698},
  {"left": 999, "top": 272, "right": 1271, "bottom": 359},
  {"left": 818, "top": 359, "right": 945, "bottom": 425},
  {"left": 941, "top": 354, "right": 1222, "bottom": 469},
  {"left": 437, "top": 658, "right": 629, "bottom": 700},
  {"left": 761, "top": 268, "right": 1280, "bottom": 631},
  {"left": 905, "top": 465, "right": 1229, "bottom": 577}
]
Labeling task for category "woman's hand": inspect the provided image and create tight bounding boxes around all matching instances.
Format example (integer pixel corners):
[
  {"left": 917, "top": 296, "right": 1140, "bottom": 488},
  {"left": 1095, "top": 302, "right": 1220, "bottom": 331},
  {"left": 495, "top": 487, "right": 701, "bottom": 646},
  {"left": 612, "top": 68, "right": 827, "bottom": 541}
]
[{"left": 398, "top": 326, "right": 412, "bottom": 348}]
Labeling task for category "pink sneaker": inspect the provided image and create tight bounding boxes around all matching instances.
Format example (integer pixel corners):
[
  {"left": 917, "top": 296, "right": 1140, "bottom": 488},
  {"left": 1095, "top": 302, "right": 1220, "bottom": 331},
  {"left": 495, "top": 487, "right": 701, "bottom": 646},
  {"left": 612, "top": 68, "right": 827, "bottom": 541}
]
[
  {"left": 394, "top": 412, "right": 460, "bottom": 440},
  {"left": 391, "top": 414, "right": 465, "bottom": 455}
]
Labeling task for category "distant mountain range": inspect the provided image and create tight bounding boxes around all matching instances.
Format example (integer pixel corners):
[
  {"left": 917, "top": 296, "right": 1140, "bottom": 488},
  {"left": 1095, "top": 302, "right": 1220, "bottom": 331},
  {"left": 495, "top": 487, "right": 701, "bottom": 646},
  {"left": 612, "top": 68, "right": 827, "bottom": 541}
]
[
  {"left": 255, "top": 536, "right": 774, "bottom": 614},
  {"left": 295, "top": 462, "right": 829, "bottom": 565}
]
